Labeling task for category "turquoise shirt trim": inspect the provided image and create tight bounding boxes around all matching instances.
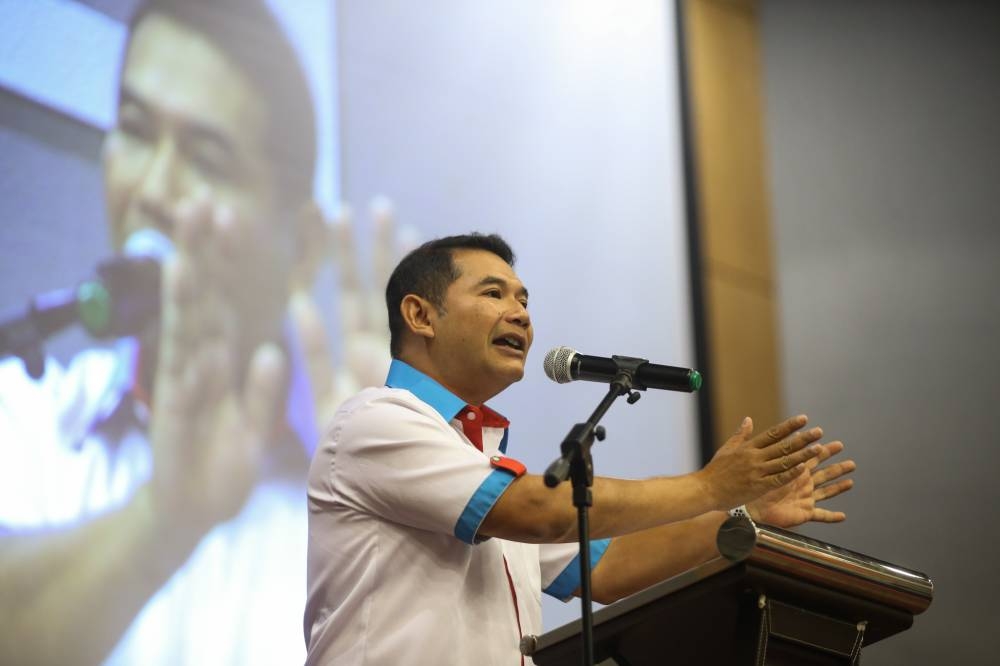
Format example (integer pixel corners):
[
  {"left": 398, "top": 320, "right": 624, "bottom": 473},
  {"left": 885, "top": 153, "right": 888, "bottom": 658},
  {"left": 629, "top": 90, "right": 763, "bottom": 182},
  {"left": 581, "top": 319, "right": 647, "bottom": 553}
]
[
  {"left": 454, "top": 469, "right": 517, "bottom": 545},
  {"left": 385, "top": 359, "right": 515, "bottom": 544},
  {"left": 385, "top": 359, "right": 466, "bottom": 422},
  {"left": 543, "top": 539, "right": 612, "bottom": 600}
]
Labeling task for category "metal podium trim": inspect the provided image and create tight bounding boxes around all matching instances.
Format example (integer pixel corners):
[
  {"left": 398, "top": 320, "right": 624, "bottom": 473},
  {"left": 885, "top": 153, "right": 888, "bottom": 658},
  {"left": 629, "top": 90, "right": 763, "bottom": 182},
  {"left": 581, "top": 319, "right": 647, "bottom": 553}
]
[
  {"left": 524, "top": 519, "right": 933, "bottom": 658},
  {"left": 717, "top": 517, "right": 933, "bottom": 614}
]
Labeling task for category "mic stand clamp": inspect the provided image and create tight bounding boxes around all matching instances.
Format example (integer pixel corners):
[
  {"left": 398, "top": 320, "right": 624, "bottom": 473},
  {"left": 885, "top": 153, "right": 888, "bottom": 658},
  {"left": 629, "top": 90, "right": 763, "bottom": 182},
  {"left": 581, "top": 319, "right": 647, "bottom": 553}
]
[{"left": 543, "top": 356, "right": 646, "bottom": 666}]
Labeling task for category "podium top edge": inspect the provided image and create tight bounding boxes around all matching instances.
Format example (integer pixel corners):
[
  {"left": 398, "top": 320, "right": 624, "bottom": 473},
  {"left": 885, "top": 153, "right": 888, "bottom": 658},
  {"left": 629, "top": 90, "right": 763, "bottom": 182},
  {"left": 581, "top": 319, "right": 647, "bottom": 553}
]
[{"left": 717, "top": 517, "right": 933, "bottom": 614}]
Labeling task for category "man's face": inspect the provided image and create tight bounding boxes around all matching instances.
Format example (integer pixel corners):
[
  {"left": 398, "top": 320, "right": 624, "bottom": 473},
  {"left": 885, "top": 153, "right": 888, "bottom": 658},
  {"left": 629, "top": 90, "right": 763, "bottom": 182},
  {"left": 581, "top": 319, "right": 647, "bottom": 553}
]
[
  {"left": 102, "top": 12, "right": 297, "bottom": 343},
  {"left": 428, "top": 249, "right": 533, "bottom": 404},
  {"left": 103, "top": 12, "right": 279, "bottom": 249}
]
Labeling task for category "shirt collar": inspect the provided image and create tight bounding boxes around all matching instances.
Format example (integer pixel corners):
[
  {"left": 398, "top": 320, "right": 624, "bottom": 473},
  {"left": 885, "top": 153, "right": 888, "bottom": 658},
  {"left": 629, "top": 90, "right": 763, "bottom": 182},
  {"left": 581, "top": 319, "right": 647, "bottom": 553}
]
[
  {"left": 385, "top": 359, "right": 466, "bottom": 421},
  {"left": 385, "top": 359, "right": 508, "bottom": 427}
]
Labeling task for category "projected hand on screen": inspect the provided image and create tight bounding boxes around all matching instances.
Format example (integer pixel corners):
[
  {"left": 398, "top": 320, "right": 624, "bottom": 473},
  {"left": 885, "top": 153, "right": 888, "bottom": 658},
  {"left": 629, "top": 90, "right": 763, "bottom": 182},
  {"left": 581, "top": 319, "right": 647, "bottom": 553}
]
[
  {"left": 289, "top": 197, "right": 413, "bottom": 430},
  {"left": 146, "top": 197, "right": 290, "bottom": 534},
  {"left": 147, "top": 194, "right": 411, "bottom": 533}
]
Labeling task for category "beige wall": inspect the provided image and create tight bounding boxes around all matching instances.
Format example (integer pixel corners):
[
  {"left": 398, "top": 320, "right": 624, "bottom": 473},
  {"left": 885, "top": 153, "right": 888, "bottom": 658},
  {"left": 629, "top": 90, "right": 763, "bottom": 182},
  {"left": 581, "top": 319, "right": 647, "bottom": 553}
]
[{"left": 683, "top": 0, "right": 781, "bottom": 444}]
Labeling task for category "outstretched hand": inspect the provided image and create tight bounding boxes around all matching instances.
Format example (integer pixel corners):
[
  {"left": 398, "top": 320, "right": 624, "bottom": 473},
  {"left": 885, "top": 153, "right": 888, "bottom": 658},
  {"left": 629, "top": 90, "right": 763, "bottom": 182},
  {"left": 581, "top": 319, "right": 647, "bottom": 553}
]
[
  {"left": 747, "top": 440, "right": 856, "bottom": 528},
  {"left": 699, "top": 415, "right": 825, "bottom": 512}
]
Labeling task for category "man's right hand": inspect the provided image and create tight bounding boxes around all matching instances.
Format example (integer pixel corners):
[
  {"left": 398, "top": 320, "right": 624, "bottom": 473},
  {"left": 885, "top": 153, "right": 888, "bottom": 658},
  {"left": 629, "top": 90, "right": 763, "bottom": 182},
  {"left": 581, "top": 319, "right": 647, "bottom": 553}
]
[
  {"left": 696, "top": 414, "right": 823, "bottom": 512},
  {"left": 146, "top": 197, "right": 288, "bottom": 548}
]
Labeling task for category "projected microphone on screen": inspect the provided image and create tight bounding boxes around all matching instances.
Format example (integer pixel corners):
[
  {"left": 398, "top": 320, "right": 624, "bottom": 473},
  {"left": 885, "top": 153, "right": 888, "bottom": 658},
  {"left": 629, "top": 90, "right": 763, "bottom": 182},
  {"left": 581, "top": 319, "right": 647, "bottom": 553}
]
[{"left": 0, "top": 229, "right": 171, "bottom": 377}]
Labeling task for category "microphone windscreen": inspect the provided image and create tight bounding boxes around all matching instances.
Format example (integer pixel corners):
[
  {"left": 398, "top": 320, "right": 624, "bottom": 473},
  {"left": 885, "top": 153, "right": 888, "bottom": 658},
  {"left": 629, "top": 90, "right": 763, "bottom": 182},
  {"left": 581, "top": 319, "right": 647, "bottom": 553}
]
[
  {"left": 124, "top": 228, "right": 175, "bottom": 261},
  {"left": 88, "top": 229, "right": 172, "bottom": 338},
  {"left": 543, "top": 346, "right": 577, "bottom": 383}
]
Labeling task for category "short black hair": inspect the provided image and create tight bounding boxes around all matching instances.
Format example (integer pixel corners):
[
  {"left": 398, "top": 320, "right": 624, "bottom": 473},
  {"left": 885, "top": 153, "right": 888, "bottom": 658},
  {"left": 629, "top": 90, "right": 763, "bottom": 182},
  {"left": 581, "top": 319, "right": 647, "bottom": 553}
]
[
  {"left": 386, "top": 233, "right": 516, "bottom": 357},
  {"left": 125, "top": 0, "right": 317, "bottom": 207}
]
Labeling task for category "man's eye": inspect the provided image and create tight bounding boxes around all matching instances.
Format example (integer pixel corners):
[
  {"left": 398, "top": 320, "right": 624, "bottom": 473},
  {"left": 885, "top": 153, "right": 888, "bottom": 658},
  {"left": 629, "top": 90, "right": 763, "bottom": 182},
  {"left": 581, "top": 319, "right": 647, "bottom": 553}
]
[
  {"left": 118, "top": 107, "right": 154, "bottom": 143},
  {"left": 190, "top": 148, "right": 230, "bottom": 181},
  {"left": 484, "top": 289, "right": 502, "bottom": 298}
]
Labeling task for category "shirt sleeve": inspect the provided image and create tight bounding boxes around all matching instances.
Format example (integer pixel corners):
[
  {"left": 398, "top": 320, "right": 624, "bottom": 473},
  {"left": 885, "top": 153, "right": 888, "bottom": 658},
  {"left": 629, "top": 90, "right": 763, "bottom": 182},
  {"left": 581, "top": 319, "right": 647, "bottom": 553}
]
[
  {"left": 310, "top": 390, "right": 519, "bottom": 544},
  {"left": 539, "top": 539, "right": 612, "bottom": 601}
]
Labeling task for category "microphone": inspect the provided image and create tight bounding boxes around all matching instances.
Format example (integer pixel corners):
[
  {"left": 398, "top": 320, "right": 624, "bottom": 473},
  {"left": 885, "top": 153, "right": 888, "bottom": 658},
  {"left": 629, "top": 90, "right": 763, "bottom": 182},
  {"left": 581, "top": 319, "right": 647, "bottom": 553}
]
[
  {"left": 543, "top": 346, "right": 702, "bottom": 392},
  {"left": 1, "top": 229, "right": 173, "bottom": 377}
]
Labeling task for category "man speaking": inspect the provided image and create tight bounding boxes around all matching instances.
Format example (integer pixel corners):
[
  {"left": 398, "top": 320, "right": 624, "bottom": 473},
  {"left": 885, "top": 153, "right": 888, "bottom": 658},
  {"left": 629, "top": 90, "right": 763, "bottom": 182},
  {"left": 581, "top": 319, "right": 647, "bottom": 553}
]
[{"left": 305, "top": 233, "right": 855, "bottom": 664}]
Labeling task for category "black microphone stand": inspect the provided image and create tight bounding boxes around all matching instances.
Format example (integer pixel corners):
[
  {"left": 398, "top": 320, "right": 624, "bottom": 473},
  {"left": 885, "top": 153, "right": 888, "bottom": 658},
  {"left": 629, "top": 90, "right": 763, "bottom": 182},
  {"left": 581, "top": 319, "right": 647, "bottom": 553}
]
[{"left": 543, "top": 356, "right": 646, "bottom": 666}]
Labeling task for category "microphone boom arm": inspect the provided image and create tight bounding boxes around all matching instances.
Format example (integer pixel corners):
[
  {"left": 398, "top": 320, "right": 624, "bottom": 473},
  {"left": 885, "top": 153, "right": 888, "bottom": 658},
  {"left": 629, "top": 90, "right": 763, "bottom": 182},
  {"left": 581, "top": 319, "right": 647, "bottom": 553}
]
[{"left": 543, "top": 359, "right": 646, "bottom": 666}]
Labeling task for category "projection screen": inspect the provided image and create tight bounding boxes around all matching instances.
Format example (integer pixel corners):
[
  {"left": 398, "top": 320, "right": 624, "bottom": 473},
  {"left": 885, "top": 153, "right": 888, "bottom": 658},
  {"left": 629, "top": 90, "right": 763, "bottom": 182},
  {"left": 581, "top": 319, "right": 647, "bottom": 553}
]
[{"left": 0, "top": 0, "right": 699, "bottom": 661}]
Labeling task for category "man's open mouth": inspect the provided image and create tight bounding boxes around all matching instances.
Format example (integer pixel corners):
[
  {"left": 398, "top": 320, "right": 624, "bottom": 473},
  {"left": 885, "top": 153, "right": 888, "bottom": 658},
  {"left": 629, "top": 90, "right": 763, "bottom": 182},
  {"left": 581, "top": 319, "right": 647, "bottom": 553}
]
[{"left": 493, "top": 335, "right": 525, "bottom": 351}]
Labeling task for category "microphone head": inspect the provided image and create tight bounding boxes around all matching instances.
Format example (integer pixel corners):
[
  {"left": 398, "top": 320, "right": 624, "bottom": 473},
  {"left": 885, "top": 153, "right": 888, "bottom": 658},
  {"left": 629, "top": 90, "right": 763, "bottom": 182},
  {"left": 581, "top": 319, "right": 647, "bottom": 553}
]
[
  {"left": 124, "top": 227, "right": 175, "bottom": 261},
  {"left": 543, "top": 346, "right": 578, "bottom": 383},
  {"left": 82, "top": 229, "right": 173, "bottom": 339}
]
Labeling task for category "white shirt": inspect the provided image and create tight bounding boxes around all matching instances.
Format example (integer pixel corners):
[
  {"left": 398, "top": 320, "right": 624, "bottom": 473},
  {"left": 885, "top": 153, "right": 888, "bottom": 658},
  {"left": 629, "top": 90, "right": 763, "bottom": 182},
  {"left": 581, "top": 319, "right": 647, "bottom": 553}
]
[{"left": 305, "top": 360, "right": 609, "bottom": 665}]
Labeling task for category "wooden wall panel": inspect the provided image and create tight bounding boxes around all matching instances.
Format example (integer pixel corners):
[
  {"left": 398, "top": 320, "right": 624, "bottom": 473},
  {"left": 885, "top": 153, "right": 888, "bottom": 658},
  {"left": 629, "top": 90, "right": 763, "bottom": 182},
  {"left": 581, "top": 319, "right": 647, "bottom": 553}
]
[{"left": 683, "top": 0, "right": 782, "bottom": 447}]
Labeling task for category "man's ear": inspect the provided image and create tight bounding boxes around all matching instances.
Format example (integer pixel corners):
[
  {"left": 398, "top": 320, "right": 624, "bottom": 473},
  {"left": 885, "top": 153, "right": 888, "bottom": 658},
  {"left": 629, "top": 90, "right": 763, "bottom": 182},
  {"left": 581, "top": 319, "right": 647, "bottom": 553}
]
[
  {"left": 400, "top": 294, "right": 437, "bottom": 341},
  {"left": 290, "top": 200, "right": 328, "bottom": 290}
]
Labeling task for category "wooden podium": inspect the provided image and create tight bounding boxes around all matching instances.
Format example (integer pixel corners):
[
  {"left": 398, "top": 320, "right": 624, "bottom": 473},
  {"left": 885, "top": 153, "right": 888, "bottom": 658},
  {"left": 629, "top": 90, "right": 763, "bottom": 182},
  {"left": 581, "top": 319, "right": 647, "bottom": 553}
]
[{"left": 523, "top": 517, "right": 933, "bottom": 665}]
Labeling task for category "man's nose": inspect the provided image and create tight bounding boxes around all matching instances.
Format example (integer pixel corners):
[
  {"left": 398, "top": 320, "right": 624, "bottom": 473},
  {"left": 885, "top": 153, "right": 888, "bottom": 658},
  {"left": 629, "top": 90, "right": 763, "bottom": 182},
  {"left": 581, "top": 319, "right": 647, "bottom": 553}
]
[
  {"left": 135, "top": 137, "right": 184, "bottom": 235},
  {"left": 507, "top": 300, "right": 531, "bottom": 329}
]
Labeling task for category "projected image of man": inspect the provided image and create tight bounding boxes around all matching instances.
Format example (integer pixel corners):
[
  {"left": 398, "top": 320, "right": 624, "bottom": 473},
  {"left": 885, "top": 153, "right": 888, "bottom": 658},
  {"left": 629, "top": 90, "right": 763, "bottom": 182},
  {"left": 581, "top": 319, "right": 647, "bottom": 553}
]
[{"left": 0, "top": 1, "right": 392, "bottom": 664}]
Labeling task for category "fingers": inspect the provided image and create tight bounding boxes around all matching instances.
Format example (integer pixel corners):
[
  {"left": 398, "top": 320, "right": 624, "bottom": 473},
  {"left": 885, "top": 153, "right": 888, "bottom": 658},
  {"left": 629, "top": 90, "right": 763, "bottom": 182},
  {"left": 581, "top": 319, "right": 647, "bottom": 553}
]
[
  {"left": 187, "top": 337, "right": 232, "bottom": 410},
  {"left": 815, "top": 440, "right": 844, "bottom": 462},
  {"left": 331, "top": 206, "right": 369, "bottom": 338},
  {"left": 331, "top": 204, "right": 362, "bottom": 292},
  {"left": 767, "top": 427, "right": 823, "bottom": 461},
  {"left": 803, "top": 440, "right": 842, "bottom": 471},
  {"left": 209, "top": 204, "right": 251, "bottom": 293},
  {"left": 175, "top": 196, "right": 241, "bottom": 296},
  {"left": 811, "top": 452, "right": 856, "bottom": 503},
  {"left": 752, "top": 415, "right": 809, "bottom": 449},
  {"left": 370, "top": 196, "right": 396, "bottom": 295},
  {"left": 727, "top": 416, "right": 754, "bottom": 444},
  {"left": 159, "top": 257, "right": 187, "bottom": 376},
  {"left": 175, "top": 196, "right": 212, "bottom": 256},
  {"left": 242, "top": 343, "right": 288, "bottom": 445},
  {"left": 292, "top": 202, "right": 332, "bottom": 290},
  {"left": 171, "top": 197, "right": 233, "bottom": 317},
  {"left": 331, "top": 198, "right": 408, "bottom": 342},
  {"left": 158, "top": 195, "right": 255, "bottom": 406},
  {"left": 288, "top": 290, "right": 335, "bottom": 409},
  {"left": 812, "top": 456, "right": 855, "bottom": 486},
  {"left": 811, "top": 507, "right": 847, "bottom": 523},
  {"left": 781, "top": 442, "right": 821, "bottom": 473},
  {"left": 367, "top": 198, "right": 395, "bottom": 331},
  {"left": 767, "top": 451, "right": 816, "bottom": 487},
  {"left": 815, "top": 477, "right": 854, "bottom": 502}
]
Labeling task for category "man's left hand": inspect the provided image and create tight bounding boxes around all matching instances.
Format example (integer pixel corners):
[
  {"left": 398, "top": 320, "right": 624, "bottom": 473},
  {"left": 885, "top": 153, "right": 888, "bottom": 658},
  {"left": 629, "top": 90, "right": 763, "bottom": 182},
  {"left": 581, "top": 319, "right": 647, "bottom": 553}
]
[{"left": 746, "top": 441, "right": 856, "bottom": 527}]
